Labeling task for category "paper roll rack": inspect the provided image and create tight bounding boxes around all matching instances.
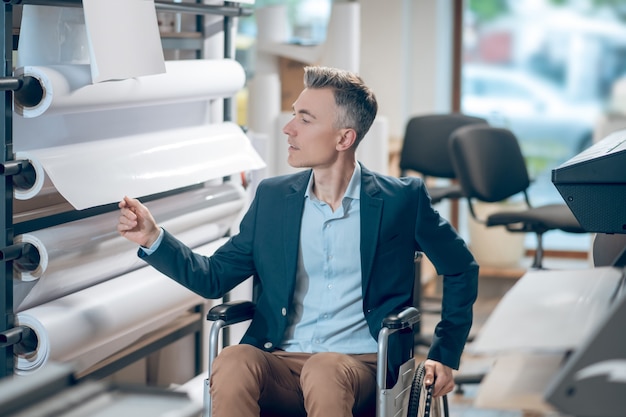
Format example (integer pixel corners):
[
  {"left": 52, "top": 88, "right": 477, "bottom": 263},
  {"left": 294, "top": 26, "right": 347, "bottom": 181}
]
[{"left": 0, "top": 0, "right": 252, "bottom": 383}]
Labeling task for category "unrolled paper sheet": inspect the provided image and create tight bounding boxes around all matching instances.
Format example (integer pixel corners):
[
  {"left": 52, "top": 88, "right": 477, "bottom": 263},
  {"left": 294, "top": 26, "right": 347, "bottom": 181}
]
[
  {"left": 83, "top": 0, "right": 166, "bottom": 82},
  {"left": 13, "top": 182, "right": 247, "bottom": 312},
  {"left": 15, "top": 238, "right": 229, "bottom": 375},
  {"left": 13, "top": 59, "right": 245, "bottom": 118},
  {"left": 14, "top": 122, "right": 266, "bottom": 210}
]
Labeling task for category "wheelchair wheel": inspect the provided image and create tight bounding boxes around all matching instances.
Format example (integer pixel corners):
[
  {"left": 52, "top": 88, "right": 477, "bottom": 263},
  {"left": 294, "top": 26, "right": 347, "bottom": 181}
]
[{"left": 407, "top": 362, "right": 449, "bottom": 417}]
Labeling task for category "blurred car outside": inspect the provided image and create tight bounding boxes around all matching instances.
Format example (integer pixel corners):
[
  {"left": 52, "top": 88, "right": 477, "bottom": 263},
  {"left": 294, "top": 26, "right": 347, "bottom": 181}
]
[{"left": 461, "top": 64, "right": 603, "bottom": 179}]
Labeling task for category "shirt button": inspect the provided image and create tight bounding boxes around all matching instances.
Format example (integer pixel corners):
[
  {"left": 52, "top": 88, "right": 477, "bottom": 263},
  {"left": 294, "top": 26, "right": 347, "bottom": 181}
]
[
  {"left": 264, "top": 342, "right": 273, "bottom": 349},
  {"left": 281, "top": 307, "right": 287, "bottom": 316}
]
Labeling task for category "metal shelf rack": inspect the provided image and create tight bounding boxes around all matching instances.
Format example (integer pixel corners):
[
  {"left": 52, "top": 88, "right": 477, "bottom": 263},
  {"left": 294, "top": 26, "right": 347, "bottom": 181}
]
[{"left": 0, "top": 0, "right": 252, "bottom": 380}]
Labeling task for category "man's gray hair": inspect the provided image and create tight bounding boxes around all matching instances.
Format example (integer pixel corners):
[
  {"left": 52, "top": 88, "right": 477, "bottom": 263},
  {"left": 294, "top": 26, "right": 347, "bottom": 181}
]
[{"left": 303, "top": 66, "right": 378, "bottom": 147}]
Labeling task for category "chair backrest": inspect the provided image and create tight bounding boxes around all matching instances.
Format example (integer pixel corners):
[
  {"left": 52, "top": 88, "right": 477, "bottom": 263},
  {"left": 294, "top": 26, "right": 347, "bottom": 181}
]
[
  {"left": 399, "top": 113, "right": 487, "bottom": 178},
  {"left": 449, "top": 125, "right": 530, "bottom": 203}
]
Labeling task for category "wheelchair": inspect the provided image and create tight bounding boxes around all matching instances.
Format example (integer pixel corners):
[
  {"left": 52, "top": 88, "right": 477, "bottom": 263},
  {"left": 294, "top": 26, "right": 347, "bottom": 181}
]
[{"left": 202, "top": 300, "right": 449, "bottom": 417}]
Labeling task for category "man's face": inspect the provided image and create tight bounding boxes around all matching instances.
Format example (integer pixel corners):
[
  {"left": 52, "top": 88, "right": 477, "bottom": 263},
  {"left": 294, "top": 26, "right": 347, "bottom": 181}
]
[{"left": 282, "top": 87, "right": 344, "bottom": 169}]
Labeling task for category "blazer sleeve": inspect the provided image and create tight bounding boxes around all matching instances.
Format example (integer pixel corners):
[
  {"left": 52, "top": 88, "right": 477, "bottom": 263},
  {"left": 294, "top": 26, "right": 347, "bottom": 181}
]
[
  {"left": 138, "top": 192, "right": 261, "bottom": 300},
  {"left": 413, "top": 181, "right": 479, "bottom": 369}
]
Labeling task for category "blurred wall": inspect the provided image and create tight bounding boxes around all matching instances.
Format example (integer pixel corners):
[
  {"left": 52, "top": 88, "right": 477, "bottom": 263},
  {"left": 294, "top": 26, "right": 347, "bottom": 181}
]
[{"left": 360, "top": 0, "right": 454, "bottom": 140}]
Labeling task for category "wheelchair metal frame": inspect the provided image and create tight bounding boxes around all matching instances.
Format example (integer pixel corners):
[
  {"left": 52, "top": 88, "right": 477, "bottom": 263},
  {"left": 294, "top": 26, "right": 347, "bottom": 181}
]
[{"left": 202, "top": 300, "right": 421, "bottom": 417}]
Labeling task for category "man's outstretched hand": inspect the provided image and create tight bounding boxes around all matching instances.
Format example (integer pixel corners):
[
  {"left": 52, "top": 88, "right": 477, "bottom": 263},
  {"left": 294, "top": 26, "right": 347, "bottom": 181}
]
[{"left": 117, "top": 196, "right": 160, "bottom": 248}]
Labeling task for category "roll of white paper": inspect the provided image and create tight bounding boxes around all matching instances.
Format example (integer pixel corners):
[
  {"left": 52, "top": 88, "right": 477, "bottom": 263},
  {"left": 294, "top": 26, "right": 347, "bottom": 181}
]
[
  {"left": 247, "top": 73, "right": 281, "bottom": 176},
  {"left": 13, "top": 59, "right": 245, "bottom": 118},
  {"left": 247, "top": 73, "right": 281, "bottom": 137},
  {"left": 13, "top": 122, "right": 265, "bottom": 210},
  {"left": 255, "top": 5, "right": 290, "bottom": 44},
  {"left": 319, "top": 3, "right": 360, "bottom": 73},
  {"left": 254, "top": 5, "right": 290, "bottom": 74},
  {"left": 13, "top": 182, "right": 246, "bottom": 312},
  {"left": 15, "top": 237, "right": 229, "bottom": 375}
]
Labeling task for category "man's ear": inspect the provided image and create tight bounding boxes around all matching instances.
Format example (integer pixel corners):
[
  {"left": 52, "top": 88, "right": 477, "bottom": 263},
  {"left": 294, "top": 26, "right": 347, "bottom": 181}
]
[{"left": 337, "top": 128, "right": 357, "bottom": 151}]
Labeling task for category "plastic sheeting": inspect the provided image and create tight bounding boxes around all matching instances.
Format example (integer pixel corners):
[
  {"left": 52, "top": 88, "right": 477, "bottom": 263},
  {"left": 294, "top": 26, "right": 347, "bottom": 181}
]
[
  {"left": 15, "top": 238, "right": 230, "bottom": 375},
  {"left": 13, "top": 182, "right": 246, "bottom": 312}
]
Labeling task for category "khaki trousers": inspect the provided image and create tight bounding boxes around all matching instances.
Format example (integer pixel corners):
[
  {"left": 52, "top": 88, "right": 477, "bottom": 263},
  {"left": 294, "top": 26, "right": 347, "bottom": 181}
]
[{"left": 210, "top": 344, "right": 378, "bottom": 417}]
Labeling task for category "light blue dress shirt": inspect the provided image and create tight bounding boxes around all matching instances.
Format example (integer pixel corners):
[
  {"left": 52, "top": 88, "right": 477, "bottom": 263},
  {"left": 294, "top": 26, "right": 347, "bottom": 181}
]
[
  {"left": 280, "top": 164, "right": 378, "bottom": 354},
  {"left": 143, "top": 164, "right": 377, "bottom": 354}
]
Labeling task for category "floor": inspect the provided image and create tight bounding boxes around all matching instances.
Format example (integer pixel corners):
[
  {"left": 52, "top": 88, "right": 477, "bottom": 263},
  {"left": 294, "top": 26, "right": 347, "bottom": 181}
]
[{"left": 415, "top": 255, "right": 592, "bottom": 417}]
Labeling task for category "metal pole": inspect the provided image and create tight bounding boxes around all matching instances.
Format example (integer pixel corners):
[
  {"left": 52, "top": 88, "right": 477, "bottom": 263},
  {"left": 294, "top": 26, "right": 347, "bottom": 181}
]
[
  {"left": 222, "top": 1, "right": 234, "bottom": 122},
  {"left": 1, "top": 2, "right": 14, "bottom": 380}
]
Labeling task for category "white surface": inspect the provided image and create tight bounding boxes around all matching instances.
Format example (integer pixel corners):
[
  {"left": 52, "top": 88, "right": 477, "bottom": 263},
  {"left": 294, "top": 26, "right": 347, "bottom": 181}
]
[
  {"left": 14, "top": 60, "right": 244, "bottom": 118},
  {"left": 13, "top": 183, "right": 247, "bottom": 312},
  {"left": 176, "top": 373, "right": 207, "bottom": 409},
  {"left": 255, "top": 5, "right": 303, "bottom": 74},
  {"left": 319, "top": 2, "right": 360, "bottom": 73},
  {"left": 14, "top": 122, "right": 265, "bottom": 210},
  {"left": 357, "top": 116, "right": 389, "bottom": 175},
  {"left": 246, "top": 74, "right": 281, "bottom": 177},
  {"left": 468, "top": 201, "right": 526, "bottom": 268},
  {"left": 475, "top": 352, "right": 562, "bottom": 413},
  {"left": 255, "top": 5, "right": 289, "bottom": 43},
  {"left": 17, "top": 6, "right": 90, "bottom": 67},
  {"left": 256, "top": 3, "right": 360, "bottom": 73},
  {"left": 469, "top": 267, "right": 623, "bottom": 354},
  {"left": 83, "top": 0, "right": 165, "bottom": 82},
  {"left": 15, "top": 238, "right": 229, "bottom": 375}
]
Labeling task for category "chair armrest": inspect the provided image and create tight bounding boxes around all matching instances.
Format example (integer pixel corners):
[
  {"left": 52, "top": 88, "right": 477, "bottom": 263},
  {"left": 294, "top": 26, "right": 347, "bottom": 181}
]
[
  {"left": 207, "top": 300, "right": 255, "bottom": 325},
  {"left": 381, "top": 306, "right": 420, "bottom": 330}
]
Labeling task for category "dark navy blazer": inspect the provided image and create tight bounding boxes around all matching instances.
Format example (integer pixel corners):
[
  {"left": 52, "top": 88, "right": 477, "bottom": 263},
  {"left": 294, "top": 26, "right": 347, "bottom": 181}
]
[{"left": 142, "top": 164, "right": 479, "bottom": 369}]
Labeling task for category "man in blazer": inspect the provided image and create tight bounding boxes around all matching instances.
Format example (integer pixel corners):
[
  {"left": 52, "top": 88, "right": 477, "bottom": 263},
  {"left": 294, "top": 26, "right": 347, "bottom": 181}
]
[{"left": 118, "top": 66, "right": 478, "bottom": 417}]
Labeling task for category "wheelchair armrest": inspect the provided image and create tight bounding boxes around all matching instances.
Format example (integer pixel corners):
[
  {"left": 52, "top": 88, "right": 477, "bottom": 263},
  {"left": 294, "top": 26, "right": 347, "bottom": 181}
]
[
  {"left": 381, "top": 306, "right": 420, "bottom": 330},
  {"left": 207, "top": 300, "right": 255, "bottom": 325}
]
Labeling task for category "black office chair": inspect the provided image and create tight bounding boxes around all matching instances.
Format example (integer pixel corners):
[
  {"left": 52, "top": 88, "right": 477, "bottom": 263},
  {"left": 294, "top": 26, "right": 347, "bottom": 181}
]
[
  {"left": 399, "top": 113, "right": 488, "bottom": 205},
  {"left": 449, "top": 124, "right": 586, "bottom": 269},
  {"left": 203, "top": 301, "right": 448, "bottom": 417}
]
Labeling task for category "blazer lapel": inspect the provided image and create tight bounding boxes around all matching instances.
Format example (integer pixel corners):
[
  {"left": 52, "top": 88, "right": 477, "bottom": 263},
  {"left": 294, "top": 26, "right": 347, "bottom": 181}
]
[
  {"left": 282, "top": 171, "right": 309, "bottom": 287},
  {"left": 360, "top": 166, "right": 383, "bottom": 290}
]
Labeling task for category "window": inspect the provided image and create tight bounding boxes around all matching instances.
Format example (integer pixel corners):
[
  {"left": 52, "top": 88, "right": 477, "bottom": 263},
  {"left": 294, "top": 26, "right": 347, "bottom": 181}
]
[{"left": 461, "top": 0, "right": 626, "bottom": 251}]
